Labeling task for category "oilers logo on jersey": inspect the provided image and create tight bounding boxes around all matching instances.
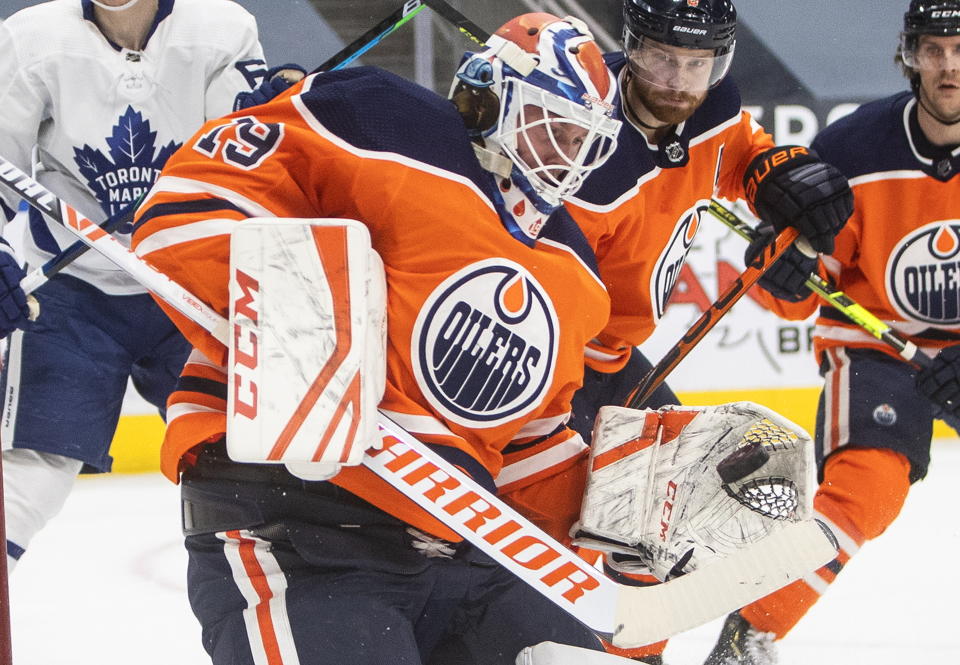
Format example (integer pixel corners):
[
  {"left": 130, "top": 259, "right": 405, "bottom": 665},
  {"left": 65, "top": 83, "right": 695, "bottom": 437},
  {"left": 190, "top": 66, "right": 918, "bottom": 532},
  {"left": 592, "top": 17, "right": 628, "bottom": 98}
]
[
  {"left": 73, "top": 106, "right": 180, "bottom": 225},
  {"left": 412, "top": 259, "right": 559, "bottom": 427},
  {"left": 652, "top": 202, "right": 705, "bottom": 320},
  {"left": 887, "top": 220, "right": 960, "bottom": 326}
]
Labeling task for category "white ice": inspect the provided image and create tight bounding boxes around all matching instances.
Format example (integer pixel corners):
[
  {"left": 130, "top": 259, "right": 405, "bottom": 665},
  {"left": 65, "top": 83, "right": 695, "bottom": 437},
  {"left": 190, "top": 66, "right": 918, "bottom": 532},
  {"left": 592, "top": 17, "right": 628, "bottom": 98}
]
[{"left": 9, "top": 442, "right": 960, "bottom": 664}]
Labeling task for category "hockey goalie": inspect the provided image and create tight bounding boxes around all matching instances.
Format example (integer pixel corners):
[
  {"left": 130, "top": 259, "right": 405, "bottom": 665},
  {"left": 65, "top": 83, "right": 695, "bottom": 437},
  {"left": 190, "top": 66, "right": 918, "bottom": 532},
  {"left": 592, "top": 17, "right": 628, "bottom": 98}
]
[{"left": 573, "top": 402, "right": 826, "bottom": 583}]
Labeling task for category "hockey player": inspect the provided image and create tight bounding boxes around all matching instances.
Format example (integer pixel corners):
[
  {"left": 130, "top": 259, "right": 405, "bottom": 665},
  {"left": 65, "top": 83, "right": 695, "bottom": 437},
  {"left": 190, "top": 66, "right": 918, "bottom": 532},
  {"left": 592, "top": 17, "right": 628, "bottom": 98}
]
[
  {"left": 498, "top": 2, "right": 853, "bottom": 662},
  {"left": 703, "top": 2, "right": 960, "bottom": 663},
  {"left": 131, "top": 13, "right": 623, "bottom": 665},
  {"left": 0, "top": 0, "right": 283, "bottom": 573}
]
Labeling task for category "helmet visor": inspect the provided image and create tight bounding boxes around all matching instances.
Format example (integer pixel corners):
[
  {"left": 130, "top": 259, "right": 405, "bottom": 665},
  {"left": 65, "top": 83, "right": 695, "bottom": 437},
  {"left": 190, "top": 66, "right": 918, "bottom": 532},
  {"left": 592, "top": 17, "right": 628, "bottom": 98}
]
[
  {"left": 496, "top": 78, "right": 620, "bottom": 206},
  {"left": 624, "top": 28, "right": 734, "bottom": 92},
  {"left": 901, "top": 33, "right": 960, "bottom": 70}
]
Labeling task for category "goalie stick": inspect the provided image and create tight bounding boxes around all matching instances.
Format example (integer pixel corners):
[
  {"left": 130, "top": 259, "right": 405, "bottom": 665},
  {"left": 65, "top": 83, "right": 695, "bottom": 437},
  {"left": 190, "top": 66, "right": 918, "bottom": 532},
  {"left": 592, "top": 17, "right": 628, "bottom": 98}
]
[
  {"left": 0, "top": 145, "right": 838, "bottom": 650},
  {"left": 706, "top": 199, "right": 932, "bottom": 368}
]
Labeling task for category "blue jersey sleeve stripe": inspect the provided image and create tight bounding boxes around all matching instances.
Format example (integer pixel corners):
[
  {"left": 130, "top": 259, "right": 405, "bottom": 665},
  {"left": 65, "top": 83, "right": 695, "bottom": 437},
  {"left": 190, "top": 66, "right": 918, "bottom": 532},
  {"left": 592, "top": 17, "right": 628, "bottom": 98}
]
[
  {"left": 133, "top": 198, "right": 250, "bottom": 233},
  {"left": 175, "top": 376, "right": 229, "bottom": 402}
]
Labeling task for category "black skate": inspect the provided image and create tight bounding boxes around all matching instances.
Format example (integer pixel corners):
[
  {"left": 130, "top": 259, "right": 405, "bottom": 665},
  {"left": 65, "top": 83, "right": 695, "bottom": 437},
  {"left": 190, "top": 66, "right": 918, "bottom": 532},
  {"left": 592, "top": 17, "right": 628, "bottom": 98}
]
[{"left": 703, "top": 612, "right": 778, "bottom": 665}]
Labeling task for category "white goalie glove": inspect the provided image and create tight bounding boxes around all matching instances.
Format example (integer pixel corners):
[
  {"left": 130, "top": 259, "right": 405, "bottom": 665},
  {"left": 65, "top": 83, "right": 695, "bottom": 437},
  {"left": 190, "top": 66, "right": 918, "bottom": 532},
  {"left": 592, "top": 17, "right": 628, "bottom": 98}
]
[{"left": 572, "top": 402, "right": 816, "bottom": 582}]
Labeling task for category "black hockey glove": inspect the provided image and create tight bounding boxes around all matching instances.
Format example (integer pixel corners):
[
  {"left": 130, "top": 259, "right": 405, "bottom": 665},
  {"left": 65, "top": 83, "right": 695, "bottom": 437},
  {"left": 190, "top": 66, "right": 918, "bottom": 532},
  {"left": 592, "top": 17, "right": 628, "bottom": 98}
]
[
  {"left": 233, "top": 63, "right": 307, "bottom": 111},
  {"left": 744, "top": 223, "right": 817, "bottom": 302},
  {"left": 916, "top": 345, "right": 960, "bottom": 418},
  {"left": 744, "top": 146, "right": 853, "bottom": 255},
  {"left": 0, "top": 241, "right": 29, "bottom": 338}
]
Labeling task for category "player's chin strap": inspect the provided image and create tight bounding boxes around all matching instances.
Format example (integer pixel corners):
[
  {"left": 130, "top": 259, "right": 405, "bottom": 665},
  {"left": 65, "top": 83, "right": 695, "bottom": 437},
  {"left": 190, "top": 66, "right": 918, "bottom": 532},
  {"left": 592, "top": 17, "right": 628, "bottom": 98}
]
[
  {"left": 88, "top": 0, "right": 145, "bottom": 12},
  {"left": 472, "top": 144, "right": 513, "bottom": 179}
]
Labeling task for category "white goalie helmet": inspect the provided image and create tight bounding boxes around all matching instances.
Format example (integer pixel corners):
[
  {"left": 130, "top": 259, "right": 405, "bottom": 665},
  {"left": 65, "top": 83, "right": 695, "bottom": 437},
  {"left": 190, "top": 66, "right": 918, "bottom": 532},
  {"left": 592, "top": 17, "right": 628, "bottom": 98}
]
[{"left": 450, "top": 13, "right": 621, "bottom": 211}]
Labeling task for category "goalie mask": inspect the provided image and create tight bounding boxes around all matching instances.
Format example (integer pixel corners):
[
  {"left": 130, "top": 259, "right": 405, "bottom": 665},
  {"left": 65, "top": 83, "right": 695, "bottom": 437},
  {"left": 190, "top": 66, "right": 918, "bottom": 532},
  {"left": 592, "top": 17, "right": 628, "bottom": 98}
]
[
  {"left": 450, "top": 13, "right": 620, "bottom": 238},
  {"left": 623, "top": 0, "right": 737, "bottom": 93}
]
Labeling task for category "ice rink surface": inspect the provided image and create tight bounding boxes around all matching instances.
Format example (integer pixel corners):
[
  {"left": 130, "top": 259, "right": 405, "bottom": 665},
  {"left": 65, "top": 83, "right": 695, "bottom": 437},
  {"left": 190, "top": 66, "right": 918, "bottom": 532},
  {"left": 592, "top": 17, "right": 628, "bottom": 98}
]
[{"left": 9, "top": 442, "right": 960, "bottom": 665}]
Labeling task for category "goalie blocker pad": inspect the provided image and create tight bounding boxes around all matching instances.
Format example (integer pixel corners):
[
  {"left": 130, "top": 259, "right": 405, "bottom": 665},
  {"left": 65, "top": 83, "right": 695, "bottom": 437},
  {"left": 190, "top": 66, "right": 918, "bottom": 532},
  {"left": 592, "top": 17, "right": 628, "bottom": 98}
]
[
  {"left": 573, "top": 402, "right": 817, "bottom": 582},
  {"left": 227, "top": 218, "right": 387, "bottom": 480}
]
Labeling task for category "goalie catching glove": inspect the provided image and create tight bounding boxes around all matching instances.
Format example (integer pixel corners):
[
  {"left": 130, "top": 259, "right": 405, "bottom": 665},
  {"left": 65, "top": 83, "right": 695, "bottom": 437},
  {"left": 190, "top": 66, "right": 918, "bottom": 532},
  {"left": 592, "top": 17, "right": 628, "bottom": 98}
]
[
  {"left": 743, "top": 145, "right": 853, "bottom": 255},
  {"left": 573, "top": 402, "right": 817, "bottom": 582}
]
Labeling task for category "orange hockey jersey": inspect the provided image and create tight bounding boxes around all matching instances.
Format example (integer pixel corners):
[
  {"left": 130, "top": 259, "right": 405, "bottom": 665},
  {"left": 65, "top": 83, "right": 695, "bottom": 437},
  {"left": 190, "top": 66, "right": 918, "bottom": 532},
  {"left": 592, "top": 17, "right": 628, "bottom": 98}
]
[
  {"left": 760, "top": 92, "right": 960, "bottom": 361},
  {"left": 131, "top": 67, "right": 610, "bottom": 540},
  {"left": 566, "top": 55, "right": 774, "bottom": 372}
]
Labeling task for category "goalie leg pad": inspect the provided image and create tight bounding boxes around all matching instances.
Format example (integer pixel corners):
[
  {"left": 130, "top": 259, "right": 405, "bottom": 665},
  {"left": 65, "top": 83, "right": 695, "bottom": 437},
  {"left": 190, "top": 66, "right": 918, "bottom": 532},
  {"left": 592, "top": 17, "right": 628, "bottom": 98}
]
[
  {"left": 574, "top": 402, "right": 817, "bottom": 581},
  {"left": 226, "top": 219, "right": 387, "bottom": 480}
]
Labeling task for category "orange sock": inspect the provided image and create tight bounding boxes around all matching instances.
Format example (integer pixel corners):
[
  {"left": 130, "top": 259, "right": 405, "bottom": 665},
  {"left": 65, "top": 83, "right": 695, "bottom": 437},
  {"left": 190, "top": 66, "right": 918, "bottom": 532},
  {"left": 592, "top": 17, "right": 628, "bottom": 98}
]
[{"left": 741, "top": 447, "right": 911, "bottom": 638}]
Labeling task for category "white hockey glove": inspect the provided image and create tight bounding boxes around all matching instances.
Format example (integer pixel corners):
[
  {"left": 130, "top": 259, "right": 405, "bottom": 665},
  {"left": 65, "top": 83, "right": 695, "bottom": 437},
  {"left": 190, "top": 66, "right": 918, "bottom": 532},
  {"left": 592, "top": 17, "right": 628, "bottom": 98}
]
[{"left": 572, "top": 402, "right": 816, "bottom": 581}]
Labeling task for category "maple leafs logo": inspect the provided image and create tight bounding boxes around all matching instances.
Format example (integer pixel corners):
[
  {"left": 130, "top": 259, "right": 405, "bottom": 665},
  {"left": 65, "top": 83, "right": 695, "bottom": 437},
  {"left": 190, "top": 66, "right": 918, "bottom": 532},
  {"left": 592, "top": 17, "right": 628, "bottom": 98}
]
[{"left": 73, "top": 106, "right": 180, "bottom": 230}]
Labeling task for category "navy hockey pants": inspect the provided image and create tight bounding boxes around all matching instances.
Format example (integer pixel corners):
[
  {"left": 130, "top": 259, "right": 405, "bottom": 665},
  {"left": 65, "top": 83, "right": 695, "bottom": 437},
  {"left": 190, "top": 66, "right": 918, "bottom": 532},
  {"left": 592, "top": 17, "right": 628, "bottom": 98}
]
[{"left": 181, "top": 447, "right": 604, "bottom": 665}]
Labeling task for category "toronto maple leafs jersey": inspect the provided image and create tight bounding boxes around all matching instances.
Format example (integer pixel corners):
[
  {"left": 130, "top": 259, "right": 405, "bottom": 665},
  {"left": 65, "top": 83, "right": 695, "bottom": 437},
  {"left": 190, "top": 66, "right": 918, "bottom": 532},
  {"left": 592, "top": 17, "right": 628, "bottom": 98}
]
[
  {"left": 565, "top": 53, "right": 774, "bottom": 372},
  {"left": 0, "top": 0, "right": 265, "bottom": 295},
  {"left": 761, "top": 92, "right": 960, "bottom": 361}
]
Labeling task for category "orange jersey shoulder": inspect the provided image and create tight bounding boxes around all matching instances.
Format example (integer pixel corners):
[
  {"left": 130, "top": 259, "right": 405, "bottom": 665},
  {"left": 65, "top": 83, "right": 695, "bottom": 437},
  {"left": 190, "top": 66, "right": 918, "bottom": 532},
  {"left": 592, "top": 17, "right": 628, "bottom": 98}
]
[{"left": 565, "top": 75, "right": 772, "bottom": 370}]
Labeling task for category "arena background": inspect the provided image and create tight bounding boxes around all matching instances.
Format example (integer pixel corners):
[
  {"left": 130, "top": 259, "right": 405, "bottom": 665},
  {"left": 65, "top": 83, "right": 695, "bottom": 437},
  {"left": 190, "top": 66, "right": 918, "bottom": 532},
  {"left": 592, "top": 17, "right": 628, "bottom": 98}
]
[{"left": 1, "top": 0, "right": 949, "bottom": 473}]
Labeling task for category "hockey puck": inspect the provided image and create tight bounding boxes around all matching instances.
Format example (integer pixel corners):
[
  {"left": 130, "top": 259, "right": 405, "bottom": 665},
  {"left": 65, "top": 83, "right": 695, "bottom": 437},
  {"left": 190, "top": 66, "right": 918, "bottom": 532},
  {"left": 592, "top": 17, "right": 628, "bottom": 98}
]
[{"left": 716, "top": 441, "right": 770, "bottom": 484}]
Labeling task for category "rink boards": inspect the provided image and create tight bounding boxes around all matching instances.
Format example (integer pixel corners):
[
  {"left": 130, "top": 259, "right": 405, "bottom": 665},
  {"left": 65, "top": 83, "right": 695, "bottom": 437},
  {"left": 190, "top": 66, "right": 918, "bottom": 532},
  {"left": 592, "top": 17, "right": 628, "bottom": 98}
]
[{"left": 110, "top": 386, "right": 959, "bottom": 474}]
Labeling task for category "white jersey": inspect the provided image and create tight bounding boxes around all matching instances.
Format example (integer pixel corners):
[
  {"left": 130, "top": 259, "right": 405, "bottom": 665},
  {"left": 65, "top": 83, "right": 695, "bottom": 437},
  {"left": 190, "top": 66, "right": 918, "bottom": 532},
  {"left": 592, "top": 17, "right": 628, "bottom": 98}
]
[{"left": 0, "top": 0, "right": 266, "bottom": 294}]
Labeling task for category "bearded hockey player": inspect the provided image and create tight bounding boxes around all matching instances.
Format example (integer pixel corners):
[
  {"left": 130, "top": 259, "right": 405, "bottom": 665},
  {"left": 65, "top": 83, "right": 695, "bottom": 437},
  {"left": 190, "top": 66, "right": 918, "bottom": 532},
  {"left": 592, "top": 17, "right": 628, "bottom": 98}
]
[
  {"left": 499, "top": 2, "right": 853, "bottom": 662},
  {"left": 703, "top": 2, "right": 960, "bottom": 663},
  {"left": 131, "top": 13, "right": 625, "bottom": 665}
]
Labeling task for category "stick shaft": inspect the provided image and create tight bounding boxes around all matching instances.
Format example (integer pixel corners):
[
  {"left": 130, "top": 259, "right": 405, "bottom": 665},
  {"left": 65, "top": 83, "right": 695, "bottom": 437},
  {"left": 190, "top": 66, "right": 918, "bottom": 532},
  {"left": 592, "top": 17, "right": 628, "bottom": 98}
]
[
  {"left": 311, "top": 1, "right": 429, "bottom": 74},
  {"left": 626, "top": 226, "right": 800, "bottom": 408},
  {"left": 0, "top": 156, "right": 229, "bottom": 343},
  {"left": 19, "top": 204, "right": 134, "bottom": 294},
  {"left": 707, "top": 200, "right": 930, "bottom": 368},
  {"left": 423, "top": 0, "right": 491, "bottom": 44}
]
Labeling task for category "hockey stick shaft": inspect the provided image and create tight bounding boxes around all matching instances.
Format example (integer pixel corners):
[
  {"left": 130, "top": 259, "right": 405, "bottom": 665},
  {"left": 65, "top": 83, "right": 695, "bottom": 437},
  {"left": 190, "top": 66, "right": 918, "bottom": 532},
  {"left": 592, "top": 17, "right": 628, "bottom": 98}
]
[
  {"left": 13, "top": 1, "right": 427, "bottom": 299},
  {"left": 311, "top": 0, "right": 428, "bottom": 74},
  {"left": 0, "top": 162, "right": 838, "bottom": 646},
  {"left": 707, "top": 199, "right": 931, "bottom": 368},
  {"left": 625, "top": 226, "right": 801, "bottom": 408},
  {"left": 18, "top": 203, "right": 134, "bottom": 295},
  {"left": 422, "top": 0, "right": 491, "bottom": 44},
  {"left": 0, "top": 452, "right": 10, "bottom": 665},
  {"left": 0, "top": 156, "right": 229, "bottom": 343}
]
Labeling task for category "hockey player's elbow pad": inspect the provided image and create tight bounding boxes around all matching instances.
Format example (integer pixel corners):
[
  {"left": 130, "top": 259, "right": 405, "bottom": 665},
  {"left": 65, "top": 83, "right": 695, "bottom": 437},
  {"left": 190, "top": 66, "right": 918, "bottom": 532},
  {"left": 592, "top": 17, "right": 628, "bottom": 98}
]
[{"left": 743, "top": 146, "right": 853, "bottom": 255}]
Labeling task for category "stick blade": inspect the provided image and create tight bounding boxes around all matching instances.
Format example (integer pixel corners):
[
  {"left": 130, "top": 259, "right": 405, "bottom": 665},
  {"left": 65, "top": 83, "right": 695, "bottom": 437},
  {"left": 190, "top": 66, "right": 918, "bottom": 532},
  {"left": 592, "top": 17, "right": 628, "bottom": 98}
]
[{"left": 611, "top": 519, "right": 838, "bottom": 647}]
